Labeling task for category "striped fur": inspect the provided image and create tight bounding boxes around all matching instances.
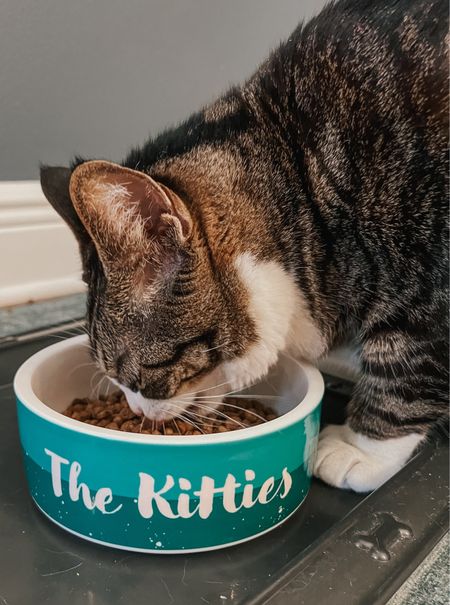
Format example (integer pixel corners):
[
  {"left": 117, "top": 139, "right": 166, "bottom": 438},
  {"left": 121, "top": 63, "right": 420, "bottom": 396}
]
[{"left": 41, "top": 0, "right": 448, "bottom": 489}]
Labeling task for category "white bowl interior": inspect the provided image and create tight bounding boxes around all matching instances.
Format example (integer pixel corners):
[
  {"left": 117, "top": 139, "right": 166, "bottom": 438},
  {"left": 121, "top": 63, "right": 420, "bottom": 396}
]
[{"left": 30, "top": 337, "right": 310, "bottom": 416}]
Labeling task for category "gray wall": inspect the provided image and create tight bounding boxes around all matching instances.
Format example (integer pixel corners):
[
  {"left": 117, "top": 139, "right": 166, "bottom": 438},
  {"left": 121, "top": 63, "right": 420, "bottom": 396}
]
[{"left": 0, "top": 0, "right": 326, "bottom": 180}]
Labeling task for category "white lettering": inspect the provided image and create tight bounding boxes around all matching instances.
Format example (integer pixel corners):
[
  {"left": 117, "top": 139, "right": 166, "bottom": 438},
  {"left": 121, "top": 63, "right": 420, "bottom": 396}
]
[
  {"left": 44, "top": 449, "right": 293, "bottom": 522},
  {"left": 69, "top": 461, "right": 95, "bottom": 509},
  {"left": 280, "top": 467, "right": 293, "bottom": 498},
  {"left": 258, "top": 477, "right": 276, "bottom": 504},
  {"left": 44, "top": 449, "right": 122, "bottom": 515},
  {"left": 44, "top": 448, "right": 69, "bottom": 497},
  {"left": 193, "top": 477, "right": 228, "bottom": 518},
  {"left": 241, "top": 469, "right": 258, "bottom": 509},
  {"left": 94, "top": 488, "right": 123, "bottom": 514},
  {"left": 138, "top": 473, "right": 179, "bottom": 519},
  {"left": 222, "top": 474, "right": 242, "bottom": 513}
]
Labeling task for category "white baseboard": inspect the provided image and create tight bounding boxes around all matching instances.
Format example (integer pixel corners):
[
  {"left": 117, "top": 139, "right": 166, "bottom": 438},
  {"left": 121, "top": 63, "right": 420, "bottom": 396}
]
[{"left": 0, "top": 181, "right": 85, "bottom": 308}]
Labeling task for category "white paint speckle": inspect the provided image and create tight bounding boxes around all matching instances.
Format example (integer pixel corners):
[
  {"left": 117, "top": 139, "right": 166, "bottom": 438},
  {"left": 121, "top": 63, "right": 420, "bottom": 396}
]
[{"left": 155, "top": 541, "right": 162, "bottom": 547}]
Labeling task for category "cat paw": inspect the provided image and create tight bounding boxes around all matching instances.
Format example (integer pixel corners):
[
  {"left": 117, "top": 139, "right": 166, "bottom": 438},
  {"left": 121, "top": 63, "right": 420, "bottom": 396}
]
[{"left": 313, "top": 424, "right": 424, "bottom": 492}]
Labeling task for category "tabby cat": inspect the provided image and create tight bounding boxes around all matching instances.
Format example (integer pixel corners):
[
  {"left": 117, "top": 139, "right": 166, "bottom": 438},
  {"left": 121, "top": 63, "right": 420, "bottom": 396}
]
[{"left": 41, "top": 0, "right": 448, "bottom": 492}]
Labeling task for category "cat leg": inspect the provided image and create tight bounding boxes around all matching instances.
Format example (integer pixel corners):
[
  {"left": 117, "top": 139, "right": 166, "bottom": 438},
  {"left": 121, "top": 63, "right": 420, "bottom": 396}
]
[{"left": 314, "top": 328, "right": 448, "bottom": 492}]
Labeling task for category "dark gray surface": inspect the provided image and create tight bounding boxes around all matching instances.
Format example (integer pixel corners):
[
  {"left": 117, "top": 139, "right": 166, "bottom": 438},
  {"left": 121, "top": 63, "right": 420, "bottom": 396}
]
[
  {"left": 0, "top": 333, "right": 447, "bottom": 605},
  {"left": 259, "top": 443, "right": 449, "bottom": 605},
  {"left": 0, "top": 0, "right": 326, "bottom": 180}
]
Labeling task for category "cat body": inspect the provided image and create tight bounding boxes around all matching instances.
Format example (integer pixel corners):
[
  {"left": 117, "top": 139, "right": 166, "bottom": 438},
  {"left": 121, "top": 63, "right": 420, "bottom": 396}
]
[{"left": 41, "top": 0, "right": 449, "bottom": 492}]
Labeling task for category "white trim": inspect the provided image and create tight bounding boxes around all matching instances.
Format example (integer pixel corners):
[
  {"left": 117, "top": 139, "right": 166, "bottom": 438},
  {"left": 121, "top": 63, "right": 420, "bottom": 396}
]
[
  {"left": 0, "top": 277, "right": 85, "bottom": 308},
  {"left": 14, "top": 335, "right": 325, "bottom": 446},
  {"left": 0, "top": 181, "right": 46, "bottom": 208},
  {"left": 0, "top": 181, "right": 61, "bottom": 228},
  {"left": 0, "top": 180, "right": 85, "bottom": 307},
  {"left": 33, "top": 497, "right": 305, "bottom": 554}
]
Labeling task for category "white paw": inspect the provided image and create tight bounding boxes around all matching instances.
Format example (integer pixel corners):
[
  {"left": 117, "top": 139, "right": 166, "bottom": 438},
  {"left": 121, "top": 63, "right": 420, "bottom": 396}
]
[{"left": 314, "top": 424, "right": 424, "bottom": 492}]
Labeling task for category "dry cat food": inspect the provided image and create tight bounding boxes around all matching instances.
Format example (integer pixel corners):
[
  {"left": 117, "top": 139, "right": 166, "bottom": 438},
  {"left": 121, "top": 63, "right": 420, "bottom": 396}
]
[{"left": 63, "top": 391, "right": 278, "bottom": 435}]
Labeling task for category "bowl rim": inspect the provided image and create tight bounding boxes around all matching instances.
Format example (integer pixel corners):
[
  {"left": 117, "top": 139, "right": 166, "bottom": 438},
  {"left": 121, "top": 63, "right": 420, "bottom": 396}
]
[{"left": 14, "top": 335, "right": 324, "bottom": 445}]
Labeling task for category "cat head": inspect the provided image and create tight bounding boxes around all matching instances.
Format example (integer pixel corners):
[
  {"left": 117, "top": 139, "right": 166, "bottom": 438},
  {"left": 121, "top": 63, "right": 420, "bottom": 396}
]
[{"left": 41, "top": 160, "right": 292, "bottom": 421}]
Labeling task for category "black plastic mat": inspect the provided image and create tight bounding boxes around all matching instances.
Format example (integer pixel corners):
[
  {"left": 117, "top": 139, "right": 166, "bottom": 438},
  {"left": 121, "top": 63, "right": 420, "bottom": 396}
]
[{"left": 0, "top": 330, "right": 447, "bottom": 605}]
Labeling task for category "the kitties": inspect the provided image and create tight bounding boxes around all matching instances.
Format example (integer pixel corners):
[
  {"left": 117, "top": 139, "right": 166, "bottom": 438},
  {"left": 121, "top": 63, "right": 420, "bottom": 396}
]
[{"left": 41, "top": 0, "right": 449, "bottom": 492}]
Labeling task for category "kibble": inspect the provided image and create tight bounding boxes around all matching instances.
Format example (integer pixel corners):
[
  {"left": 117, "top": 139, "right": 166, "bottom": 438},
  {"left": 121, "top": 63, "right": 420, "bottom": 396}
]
[{"left": 63, "top": 391, "right": 277, "bottom": 435}]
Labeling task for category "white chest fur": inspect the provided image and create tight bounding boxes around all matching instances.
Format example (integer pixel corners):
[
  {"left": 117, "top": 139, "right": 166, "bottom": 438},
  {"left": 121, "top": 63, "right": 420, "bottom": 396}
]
[{"left": 223, "top": 254, "right": 326, "bottom": 391}]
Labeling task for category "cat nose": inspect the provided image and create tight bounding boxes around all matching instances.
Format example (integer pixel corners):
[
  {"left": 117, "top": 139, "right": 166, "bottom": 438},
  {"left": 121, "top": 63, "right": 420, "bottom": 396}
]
[
  {"left": 127, "top": 379, "right": 140, "bottom": 392},
  {"left": 140, "top": 380, "right": 175, "bottom": 400}
]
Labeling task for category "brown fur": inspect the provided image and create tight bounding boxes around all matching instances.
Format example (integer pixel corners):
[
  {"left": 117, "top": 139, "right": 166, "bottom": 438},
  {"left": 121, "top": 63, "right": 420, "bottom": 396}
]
[{"left": 41, "top": 0, "right": 448, "bottom": 440}]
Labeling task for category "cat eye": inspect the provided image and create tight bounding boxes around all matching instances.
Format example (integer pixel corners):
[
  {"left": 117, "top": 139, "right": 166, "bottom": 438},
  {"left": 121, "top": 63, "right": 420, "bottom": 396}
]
[
  {"left": 141, "top": 347, "right": 193, "bottom": 370},
  {"left": 142, "top": 359, "right": 177, "bottom": 370},
  {"left": 141, "top": 331, "right": 217, "bottom": 370},
  {"left": 179, "top": 367, "right": 208, "bottom": 384}
]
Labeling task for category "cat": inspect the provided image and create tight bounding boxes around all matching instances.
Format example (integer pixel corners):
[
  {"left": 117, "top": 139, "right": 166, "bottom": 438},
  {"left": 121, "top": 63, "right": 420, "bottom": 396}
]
[{"left": 40, "top": 0, "right": 448, "bottom": 492}]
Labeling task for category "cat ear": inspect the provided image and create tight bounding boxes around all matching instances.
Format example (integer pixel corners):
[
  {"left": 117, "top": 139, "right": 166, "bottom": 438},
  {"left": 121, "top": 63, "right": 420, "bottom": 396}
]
[
  {"left": 40, "top": 166, "right": 91, "bottom": 247},
  {"left": 68, "top": 160, "right": 192, "bottom": 275}
]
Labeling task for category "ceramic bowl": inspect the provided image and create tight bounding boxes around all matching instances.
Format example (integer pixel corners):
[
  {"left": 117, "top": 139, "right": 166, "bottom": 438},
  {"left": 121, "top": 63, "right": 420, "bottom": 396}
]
[{"left": 14, "top": 335, "right": 324, "bottom": 553}]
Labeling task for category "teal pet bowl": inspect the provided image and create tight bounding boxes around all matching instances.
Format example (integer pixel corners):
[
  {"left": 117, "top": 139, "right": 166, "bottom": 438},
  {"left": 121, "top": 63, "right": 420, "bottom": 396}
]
[{"left": 14, "top": 335, "right": 324, "bottom": 553}]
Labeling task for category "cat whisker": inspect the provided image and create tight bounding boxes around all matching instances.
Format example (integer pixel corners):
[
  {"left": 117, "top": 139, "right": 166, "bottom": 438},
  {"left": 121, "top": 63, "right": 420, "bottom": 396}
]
[
  {"left": 174, "top": 412, "right": 206, "bottom": 435},
  {"left": 194, "top": 399, "right": 269, "bottom": 423},
  {"left": 197, "top": 381, "right": 261, "bottom": 400},
  {"left": 66, "top": 361, "right": 97, "bottom": 377},
  {"left": 56, "top": 328, "right": 86, "bottom": 336},
  {"left": 180, "top": 379, "right": 261, "bottom": 402},
  {"left": 168, "top": 405, "right": 207, "bottom": 434},
  {"left": 162, "top": 399, "right": 222, "bottom": 424},
  {"left": 200, "top": 340, "right": 229, "bottom": 354},
  {"left": 177, "top": 407, "right": 223, "bottom": 426},
  {"left": 89, "top": 369, "right": 102, "bottom": 392},
  {"left": 193, "top": 393, "right": 281, "bottom": 401},
  {"left": 95, "top": 375, "right": 108, "bottom": 400},
  {"left": 160, "top": 398, "right": 236, "bottom": 427},
  {"left": 139, "top": 416, "right": 146, "bottom": 433},
  {"left": 53, "top": 324, "right": 89, "bottom": 336},
  {"left": 179, "top": 379, "right": 231, "bottom": 399},
  {"left": 192, "top": 402, "right": 247, "bottom": 428},
  {"left": 49, "top": 333, "right": 92, "bottom": 348}
]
